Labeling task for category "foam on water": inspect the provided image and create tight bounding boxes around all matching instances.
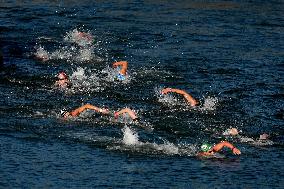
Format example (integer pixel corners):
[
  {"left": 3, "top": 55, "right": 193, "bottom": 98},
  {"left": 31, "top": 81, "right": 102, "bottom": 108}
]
[
  {"left": 101, "top": 66, "right": 131, "bottom": 83},
  {"left": 35, "top": 29, "right": 104, "bottom": 63},
  {"left": 155, "top": 87, "right": 183, "bottom": 107},
  {"left": 49, "top": 46, "right": 73, "bottom": 61},
  {"left": 71, "top": 67, "right": 87, "bottom": 80},
  {"left": 34, "top": 46, "right": 49, "bottom": 60},
  {"left": 63, "top": 29, "right": 94, "bottom": 47},
  {"left": 122, "top": 126, "right": 140, "bottom": 145},
  {"left": 76, "top": 48, "right": 94, "bottom": 62},
  {"left": 152, "top": 141, "right": 179, "bottom": 155},
  {"left": 200, "top": 96, "right": 219, "bottom": 111},
  {"left": 69, "top": 67, "right": 102, "bottom": 93},
  {"left": 119, "top": 126, "right": 197, "bottom": 156}
]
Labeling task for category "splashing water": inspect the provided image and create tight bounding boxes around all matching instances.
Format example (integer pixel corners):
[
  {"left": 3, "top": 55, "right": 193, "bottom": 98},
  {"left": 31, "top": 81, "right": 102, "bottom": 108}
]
[
  {"left": 76, "top": 48, "right": 94, "bottom": 62},
  {"left": 71, "top": 67, "right": 87, "bottom": 80},
  {"left": 34, "top": 46, "right": 49, "bottom": 60},
  {"left": 152, "top": 141, "right": 179, "bottom": 155},
  {"left": 200, "top": 96, "right": 218, "bottom": 111},
  {"left": 35, "top": 29, "right": 104, "bottom": 63},
  {"left": 155, "top": 87, "right": 184, "bottom": 107},
  {"left": 101, "top": 66, "right": 131, "bottom": 83},
  {"left": 64, "top": 29, "right": 94, "bottom": 47},
  {"left": 49, "top": 47, "right": 73, "bottom": 61},
  {"left": 122, "top": 126, "right": 140, "bottom": 145},
  {"left": 69, "top": 67, "right": 101, "bottom": 93}
]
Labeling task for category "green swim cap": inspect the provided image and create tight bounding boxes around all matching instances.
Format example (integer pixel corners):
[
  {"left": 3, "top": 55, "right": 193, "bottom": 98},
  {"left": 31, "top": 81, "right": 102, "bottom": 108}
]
[{"left": 201, "top": 143, "right": 212, "bottom": 152}]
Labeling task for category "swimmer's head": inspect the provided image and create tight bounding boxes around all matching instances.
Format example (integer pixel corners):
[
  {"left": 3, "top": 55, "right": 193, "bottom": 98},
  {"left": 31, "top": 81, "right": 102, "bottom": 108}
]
[
  {"left": 114, "top": 112, "right": 119, "bottom": 119},
  {"left": 58, "top": 71, "right": 68, "bottom": 80},
  {"left": 201, "top": 143, "right": 212, "bottom": 152},
  {"left": 223, "top": 128, "right": 239, "bottom": 136},
  {"left": 229, "top": 128, "right": 239, "bottom": 136},
  {"left": 259, "top": 133, "right": 269, "bottom": 140}
]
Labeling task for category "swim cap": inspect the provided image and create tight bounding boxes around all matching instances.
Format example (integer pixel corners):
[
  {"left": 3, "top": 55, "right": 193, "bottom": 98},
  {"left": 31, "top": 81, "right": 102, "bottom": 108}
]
[
  {"left": 201, "top": 143, "right": 212, "bottom": 152},
  {"left": 259, "top": 133, "right": 269, "bottom": 140},
  {"left": 58, "top": 71, "right": 68, "bottom": 80},
  {"left": 114, "top": 112, "right": 119, "bottom": 119}
]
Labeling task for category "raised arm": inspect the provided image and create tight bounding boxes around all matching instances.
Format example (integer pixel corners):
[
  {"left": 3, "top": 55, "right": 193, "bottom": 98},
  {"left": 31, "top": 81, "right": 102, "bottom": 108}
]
[
  {"left": 113, "top": 61, "right": 128, "bottom": 75},
  {"left": 161, "top": 88, "right": 199, "bottom": 107},
  {"left": 70, "top": 104, "right": 109, "bottom": 117},
  {"left": 211, "top": 141, "right": 241, "bottom": 155},
  {"left": 114, "top": 108, "right": 137, "bottom": 120}
]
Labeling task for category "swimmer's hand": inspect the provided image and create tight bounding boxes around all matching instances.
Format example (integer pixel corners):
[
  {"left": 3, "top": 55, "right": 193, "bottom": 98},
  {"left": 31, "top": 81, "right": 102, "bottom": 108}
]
[
  {"left": 161, "top": 88, "right": 172, "bottom": 95},
  {"left": 232, "top": 147, "right": 241, "bottom": 155}
]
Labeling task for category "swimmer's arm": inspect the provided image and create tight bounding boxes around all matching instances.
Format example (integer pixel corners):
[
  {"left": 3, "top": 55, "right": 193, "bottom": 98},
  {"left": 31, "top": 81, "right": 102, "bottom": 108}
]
[
  {"left": 161, "top": 88, "right": 198, "bottom": 106},
  {"left": 70, "top": 104, "right": 109, "bottom": 116},
  {"left": 113, "top": 61, "right": 128, "bottom": 75},
  {"left": 114, "top": 108, "right": 137, "bottom": 120},
  {"left": 211, "top": 141, "right": 241, "bottom": 155}
]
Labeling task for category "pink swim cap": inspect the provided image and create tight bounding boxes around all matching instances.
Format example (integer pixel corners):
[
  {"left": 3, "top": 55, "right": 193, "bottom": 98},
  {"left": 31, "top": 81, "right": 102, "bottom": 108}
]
[{"left": 58, "top": 71, "right": 68, "bottom": 80}]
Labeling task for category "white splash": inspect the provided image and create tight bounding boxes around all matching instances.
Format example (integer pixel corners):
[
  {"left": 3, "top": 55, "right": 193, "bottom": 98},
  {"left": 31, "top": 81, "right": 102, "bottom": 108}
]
[
  {"left": 153, "top": 142, "right": 179, "bottom": 155},
  {"left": 64, "top": 28, "right": 94, "bottom": 47},
  {"left": 101, "top": 66, "right": 131, "bottom": 83},
  {"left": 35, "top": 46, "right": 49, "bottom": 60},
  {"left": 200, "top": 96, "right": 218, "bottom": 111},
  {"left": 122, "top": 126, "right": 140, "bottom": 145},
  {"left": 76, "top": 48, "right": 94, "bottom": 61},
  {"left": 71, "top": 67, "right": 87, "bottom": 80},
  {"left": 68, "top": 67, "right": 101, "bottom": 93},
  {"left": 35, "top": 29, "right": 105, "bottom": 63},
  {"left": 155, "top": 87, "right": 182, "bottom": 107},
  {"left": 49, "top": 47, "right": 73, "bottom": 61}
]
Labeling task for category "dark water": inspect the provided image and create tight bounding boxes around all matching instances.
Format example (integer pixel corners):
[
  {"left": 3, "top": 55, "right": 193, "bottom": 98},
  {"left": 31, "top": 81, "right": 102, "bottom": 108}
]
[{"left": 1, "top": 1, "right": 284, "bottom": 188}]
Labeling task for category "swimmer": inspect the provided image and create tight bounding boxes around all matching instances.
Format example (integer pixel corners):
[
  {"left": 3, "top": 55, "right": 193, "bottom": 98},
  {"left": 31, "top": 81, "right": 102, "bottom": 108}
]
[
  {"left": 54, "top": 71, "right": 71, "bottom": 88},
  {"left": 244, "top": 133, "right": 273, "bottom": 145},
  {"left": 114, "top": 108, "right": 138, "bottom": 122},
  {"left": 61, "top": 103, "right": 109, "bottom": 119},
  {"left": 74, "top": 31, "right": 93, "bottom": 47},
  {"left": 223, "top": 128, "right": 273, "bottom": 145},
  {"left": 259, "top": 133, "right": 269, "bottom": 140},
  {"left": 161, "top": 88, "right": 199, "bottom": 107},
  {"left": 198, "top": 141, "right": 241, "bottom": 157},
  {"left": 77, "top": 32, "right": 93, "bottom": 41},
  {"left": 112, "top": 61, "right": 128, "bottom": 81}
]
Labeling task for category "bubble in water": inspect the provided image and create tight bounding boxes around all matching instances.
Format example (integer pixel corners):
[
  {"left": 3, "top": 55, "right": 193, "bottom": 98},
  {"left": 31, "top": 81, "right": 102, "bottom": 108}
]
[{"left": 122, "top": 126, "right": 140, "bottom": 145}]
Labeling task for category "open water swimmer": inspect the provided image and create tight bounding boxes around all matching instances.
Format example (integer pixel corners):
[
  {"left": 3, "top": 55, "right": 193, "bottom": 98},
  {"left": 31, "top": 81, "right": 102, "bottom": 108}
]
[{"left": 112, "top": 61, "right": 128, "bottom": 81}]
